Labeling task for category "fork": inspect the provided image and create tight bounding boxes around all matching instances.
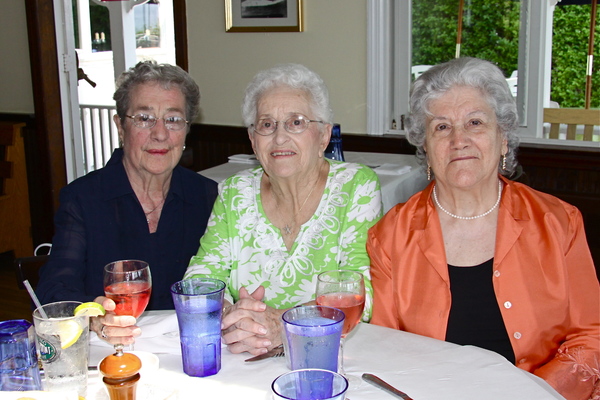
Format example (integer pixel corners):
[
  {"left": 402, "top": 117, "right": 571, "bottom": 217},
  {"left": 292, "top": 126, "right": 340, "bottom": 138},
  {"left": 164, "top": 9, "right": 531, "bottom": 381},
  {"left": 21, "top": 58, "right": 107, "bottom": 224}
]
[{"left": 271, "top": 345, "right": 285, "bottom": 358}]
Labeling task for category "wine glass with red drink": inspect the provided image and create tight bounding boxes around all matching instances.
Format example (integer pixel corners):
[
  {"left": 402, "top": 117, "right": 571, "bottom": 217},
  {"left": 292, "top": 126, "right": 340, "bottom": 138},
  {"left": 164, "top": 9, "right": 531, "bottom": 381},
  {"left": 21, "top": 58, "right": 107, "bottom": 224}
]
[
  {"left": 103, "top": 260, "right": 152, "bottom": 350},
  {"left": 316, "top": 270, "right": 365, "bottom": 382}
]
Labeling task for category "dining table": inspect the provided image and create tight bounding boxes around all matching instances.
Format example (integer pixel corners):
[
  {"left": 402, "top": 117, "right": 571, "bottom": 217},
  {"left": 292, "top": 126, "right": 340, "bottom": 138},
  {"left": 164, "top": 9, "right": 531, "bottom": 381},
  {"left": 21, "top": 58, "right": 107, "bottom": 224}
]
[
  {"left": 199, "top": 151, "right": 430, "bottom": 213},
  {"left": 81, "top": 310, "right": 565, "bottom": 400}
]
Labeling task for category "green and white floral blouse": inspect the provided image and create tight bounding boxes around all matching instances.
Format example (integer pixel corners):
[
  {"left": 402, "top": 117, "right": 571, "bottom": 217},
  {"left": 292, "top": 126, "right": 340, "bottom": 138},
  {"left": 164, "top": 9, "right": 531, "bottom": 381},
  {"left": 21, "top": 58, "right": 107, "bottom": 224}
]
[{"left": 186, "top": 160, "right": 382, "bottom": 320}]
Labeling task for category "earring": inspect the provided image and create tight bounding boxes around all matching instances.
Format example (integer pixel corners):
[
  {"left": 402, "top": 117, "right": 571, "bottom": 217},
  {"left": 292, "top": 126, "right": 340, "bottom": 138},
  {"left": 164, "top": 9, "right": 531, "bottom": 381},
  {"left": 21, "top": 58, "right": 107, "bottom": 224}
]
[
  {"left": 427, "top": 164, "right": 431, "bottom": 181},
  {"left": 502, "top": 154, "right": 507, "bottom": 171},
  {"left": 183, "top": 145, "right": 186, "bottom": 151}
]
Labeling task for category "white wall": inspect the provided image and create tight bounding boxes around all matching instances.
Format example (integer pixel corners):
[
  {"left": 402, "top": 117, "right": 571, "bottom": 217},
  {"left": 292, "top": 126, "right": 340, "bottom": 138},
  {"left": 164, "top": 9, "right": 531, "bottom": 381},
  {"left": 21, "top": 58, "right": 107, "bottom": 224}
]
[
  {"left": 0, "top": 1, "right": 34, "bottom": 114},
  {"left": 0, "top": 1, "right": 369, "bottom": 133},
  {"left": 186, "top": 1, "right": 368, "bottom": 133}
]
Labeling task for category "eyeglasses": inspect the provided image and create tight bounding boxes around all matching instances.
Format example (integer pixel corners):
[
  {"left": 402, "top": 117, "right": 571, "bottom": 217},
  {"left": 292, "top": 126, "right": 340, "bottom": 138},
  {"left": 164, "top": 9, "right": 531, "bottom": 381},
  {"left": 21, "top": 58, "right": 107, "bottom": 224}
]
[
  {"left": 126, "top": 113, "right": 189, "bottom": 131},
  {"left": 251, "top": 114, "right": 324, "bottom": 136}
]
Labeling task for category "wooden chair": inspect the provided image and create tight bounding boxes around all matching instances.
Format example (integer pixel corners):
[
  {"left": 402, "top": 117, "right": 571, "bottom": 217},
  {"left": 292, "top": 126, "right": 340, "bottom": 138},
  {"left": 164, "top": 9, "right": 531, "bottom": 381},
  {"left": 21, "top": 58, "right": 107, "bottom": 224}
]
[
  {"left": 14, "top": 255, "right": 49, "bottom": 290},
  {"left": 543, "top": 108, "right": 600, "bottom": 141},
  {"left": 0, "top": 122, "right": 34, "bottom": 259}
]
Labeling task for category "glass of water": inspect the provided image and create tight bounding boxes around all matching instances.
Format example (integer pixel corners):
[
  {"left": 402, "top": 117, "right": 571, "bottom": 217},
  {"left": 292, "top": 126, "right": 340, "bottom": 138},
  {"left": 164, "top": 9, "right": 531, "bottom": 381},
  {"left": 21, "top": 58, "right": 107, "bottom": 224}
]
[{"left": 33, "top": 301, "right": 89, "bottom": 398}]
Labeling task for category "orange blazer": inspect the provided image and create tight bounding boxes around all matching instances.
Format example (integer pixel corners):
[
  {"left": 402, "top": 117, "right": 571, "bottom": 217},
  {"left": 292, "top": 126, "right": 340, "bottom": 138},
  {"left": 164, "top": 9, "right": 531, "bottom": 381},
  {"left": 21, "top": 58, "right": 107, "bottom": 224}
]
[{"left": 368, "top": 176, "right": 599, "bottom": 400}]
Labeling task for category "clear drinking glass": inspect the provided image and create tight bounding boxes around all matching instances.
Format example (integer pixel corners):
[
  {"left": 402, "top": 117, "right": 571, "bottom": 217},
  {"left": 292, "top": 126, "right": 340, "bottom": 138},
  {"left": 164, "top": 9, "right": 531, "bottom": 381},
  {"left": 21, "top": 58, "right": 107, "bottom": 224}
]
[
  {"left": 33, "top": 301, "right": 89, "bottom": 397},
  {"left": 316, "top": 270, "right": 365, "bottom": 383},
  {"left": 103, "top": 260, "right": 152, "bottom": 351}
]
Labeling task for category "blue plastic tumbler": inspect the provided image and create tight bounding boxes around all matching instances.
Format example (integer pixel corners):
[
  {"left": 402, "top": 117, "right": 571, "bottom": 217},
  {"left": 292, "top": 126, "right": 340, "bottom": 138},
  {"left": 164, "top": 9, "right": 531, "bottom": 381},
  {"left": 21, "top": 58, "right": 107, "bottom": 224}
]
[
  {"left": 272, "top": 369, "right": 348, "bottom": 400},
  {"left": 0, "top": 319, "right": 42, "bottom": 391},
  {"left": 282, "top": 306, "right": 345, "bottom": 372},
  {"left": 171, "top": 278, "right": 226, "bottom": 377}
]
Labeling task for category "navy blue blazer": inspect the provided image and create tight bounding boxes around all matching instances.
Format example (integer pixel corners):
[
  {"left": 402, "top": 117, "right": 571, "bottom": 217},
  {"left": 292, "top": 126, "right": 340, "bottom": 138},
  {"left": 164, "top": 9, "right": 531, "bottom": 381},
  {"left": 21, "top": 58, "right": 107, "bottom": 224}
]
[{"left": 36, "top": 149, "right": 218, "bottom": 310}]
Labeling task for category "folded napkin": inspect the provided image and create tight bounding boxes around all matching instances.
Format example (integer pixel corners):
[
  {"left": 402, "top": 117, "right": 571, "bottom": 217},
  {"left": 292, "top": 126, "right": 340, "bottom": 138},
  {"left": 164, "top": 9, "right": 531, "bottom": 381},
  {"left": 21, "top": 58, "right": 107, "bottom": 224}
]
[
  {"left": 90, "top": 312, "right": 182, "bottom": 355},
  {"left": 228, "top": 154, "right": 259, "bottom": 165},
  {"left": 374, "top": 163, "right": 412, "bottom": 175}
]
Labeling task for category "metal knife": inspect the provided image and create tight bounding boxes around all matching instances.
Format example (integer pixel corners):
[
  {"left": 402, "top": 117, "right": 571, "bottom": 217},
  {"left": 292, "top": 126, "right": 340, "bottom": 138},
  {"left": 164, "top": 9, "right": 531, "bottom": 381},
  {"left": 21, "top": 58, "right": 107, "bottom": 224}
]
[
  {"left": 362, "top": 373, "right": 414, "bottom": 400},
  {"left": 244, "top": 344, "right": 284, "bottom": 362}
]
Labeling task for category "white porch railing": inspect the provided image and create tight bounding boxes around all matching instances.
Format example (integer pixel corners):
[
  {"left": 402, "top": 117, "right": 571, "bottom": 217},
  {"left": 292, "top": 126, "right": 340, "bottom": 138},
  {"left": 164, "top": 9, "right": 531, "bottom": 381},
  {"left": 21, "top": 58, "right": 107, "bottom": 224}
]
[{"left": 79, "top": 104, "right": 119, "bottom": 174}]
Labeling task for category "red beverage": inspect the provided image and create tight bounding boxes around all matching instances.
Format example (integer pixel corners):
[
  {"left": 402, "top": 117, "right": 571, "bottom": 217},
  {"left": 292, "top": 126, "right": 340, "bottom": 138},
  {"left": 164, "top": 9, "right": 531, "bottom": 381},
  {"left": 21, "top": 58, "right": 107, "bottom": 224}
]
[
  {"left": 316, "top": 292, "right": 365, "bottom": 337},
  {"left": 105, "top": 281, "right": 152, "bottom": 318}
]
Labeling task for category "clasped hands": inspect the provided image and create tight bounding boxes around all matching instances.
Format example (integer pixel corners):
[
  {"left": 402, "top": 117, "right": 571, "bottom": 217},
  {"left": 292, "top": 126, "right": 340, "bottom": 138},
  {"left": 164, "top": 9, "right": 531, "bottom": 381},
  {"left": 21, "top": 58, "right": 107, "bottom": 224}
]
[{"left": 221, "top": 286, "right": 286, "bottom": 356}]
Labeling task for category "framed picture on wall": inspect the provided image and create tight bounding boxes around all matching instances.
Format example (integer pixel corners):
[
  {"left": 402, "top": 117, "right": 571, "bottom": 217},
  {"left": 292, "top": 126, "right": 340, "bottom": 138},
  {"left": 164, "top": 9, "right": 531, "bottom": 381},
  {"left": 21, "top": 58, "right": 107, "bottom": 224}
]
[{"left": 225, "top": 0, "right": 304, "bottom": 32}]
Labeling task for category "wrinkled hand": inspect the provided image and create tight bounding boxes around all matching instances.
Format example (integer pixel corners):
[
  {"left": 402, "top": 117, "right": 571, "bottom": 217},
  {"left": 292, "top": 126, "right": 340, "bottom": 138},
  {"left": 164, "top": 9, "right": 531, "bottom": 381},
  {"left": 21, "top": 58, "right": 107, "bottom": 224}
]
[
  {"left": 221, "top": 286, "right": 285, "bottom": 356},
  {"left": 90, "top": 296, "right": 141, "bottom": 345}
]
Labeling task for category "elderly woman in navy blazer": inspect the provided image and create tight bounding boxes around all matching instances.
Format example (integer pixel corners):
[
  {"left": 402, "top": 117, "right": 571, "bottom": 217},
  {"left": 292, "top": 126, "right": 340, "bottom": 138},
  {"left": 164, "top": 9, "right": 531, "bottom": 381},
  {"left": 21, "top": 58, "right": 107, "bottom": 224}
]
[{"left": 37, "top": 61, "right": 217, "bottom": 345}]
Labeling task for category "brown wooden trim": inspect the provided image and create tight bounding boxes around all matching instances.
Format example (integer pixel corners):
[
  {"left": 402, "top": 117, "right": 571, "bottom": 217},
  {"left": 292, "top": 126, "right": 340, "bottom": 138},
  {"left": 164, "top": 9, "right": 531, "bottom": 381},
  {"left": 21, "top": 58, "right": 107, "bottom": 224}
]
[
  {"left": 24, "top": 0, "right": 66, "bottom": 244},
  {"left": 185, "top": 124, "right": 252, "bottom": 171},
  {"left": 184, "top": 124, "right": 419, "bottom": 171},
  {"left": 173, "top": 0, "right": 188, "bottom": 71},
  {"left": 342, "top": 133, "right": 418, "bottom": 155}
]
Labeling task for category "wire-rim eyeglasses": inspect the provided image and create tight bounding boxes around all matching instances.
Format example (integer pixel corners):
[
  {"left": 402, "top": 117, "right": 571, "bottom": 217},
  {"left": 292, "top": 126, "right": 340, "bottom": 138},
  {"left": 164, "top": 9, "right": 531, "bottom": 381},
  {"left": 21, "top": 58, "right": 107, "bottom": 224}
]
[
  {"left": 126, "top": 113, "right": 189, "bottom": 131},
  {"left": 250, "top": 114, "right": 324, "bottom": 136}
]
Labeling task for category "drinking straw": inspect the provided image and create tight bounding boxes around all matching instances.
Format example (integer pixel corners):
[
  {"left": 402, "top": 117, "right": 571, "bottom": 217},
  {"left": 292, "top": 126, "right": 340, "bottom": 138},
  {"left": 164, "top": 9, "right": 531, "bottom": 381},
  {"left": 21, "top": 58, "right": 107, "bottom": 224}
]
[{"left": 23, "top": 280, "right": 48, "bottom": 319}]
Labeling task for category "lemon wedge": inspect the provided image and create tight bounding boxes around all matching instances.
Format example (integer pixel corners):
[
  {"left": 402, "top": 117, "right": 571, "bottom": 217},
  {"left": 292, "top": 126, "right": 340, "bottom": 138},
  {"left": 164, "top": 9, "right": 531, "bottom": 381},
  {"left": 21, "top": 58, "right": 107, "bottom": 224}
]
[
  {"left": 74, "top": 302, "right": 106, "bottom": 317},
  {"left": 58, "top": 319, "right": 83, "bottom": 349}
]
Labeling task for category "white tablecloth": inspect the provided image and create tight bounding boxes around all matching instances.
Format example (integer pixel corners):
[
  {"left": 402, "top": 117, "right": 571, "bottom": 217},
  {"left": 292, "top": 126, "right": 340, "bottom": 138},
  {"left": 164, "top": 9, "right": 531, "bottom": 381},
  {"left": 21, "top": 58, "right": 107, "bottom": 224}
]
[
  {"left": 199, "top": 151, "right": 429, "bottom": 213},
  {"left": 86, "top": 311, "right": 564, "bottom": 400}
]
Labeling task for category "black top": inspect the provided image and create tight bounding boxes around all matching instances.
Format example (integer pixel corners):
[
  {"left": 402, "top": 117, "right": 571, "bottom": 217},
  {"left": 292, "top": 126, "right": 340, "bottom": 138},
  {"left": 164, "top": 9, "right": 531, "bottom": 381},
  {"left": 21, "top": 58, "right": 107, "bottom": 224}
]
[
  {"left": 445, "top": 259, "right": 516, "bottom": 364},
  {"left": 36, "top": 149, "right": 218, "bottom": 310}
]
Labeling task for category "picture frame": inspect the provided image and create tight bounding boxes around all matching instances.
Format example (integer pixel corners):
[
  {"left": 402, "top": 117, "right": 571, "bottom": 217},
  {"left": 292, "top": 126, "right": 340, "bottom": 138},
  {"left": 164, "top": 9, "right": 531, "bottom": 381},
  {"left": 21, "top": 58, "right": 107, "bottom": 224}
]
[{"left": 225, "top": 0, "right": 304, "bottom": 32}]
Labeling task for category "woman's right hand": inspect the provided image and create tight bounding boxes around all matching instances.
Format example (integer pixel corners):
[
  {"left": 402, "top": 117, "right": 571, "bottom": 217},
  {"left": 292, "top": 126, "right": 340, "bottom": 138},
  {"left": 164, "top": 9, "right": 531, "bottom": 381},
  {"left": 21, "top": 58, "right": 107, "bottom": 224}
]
[{"left": 90, "top": 296, "right": 142, "bottom": 345}]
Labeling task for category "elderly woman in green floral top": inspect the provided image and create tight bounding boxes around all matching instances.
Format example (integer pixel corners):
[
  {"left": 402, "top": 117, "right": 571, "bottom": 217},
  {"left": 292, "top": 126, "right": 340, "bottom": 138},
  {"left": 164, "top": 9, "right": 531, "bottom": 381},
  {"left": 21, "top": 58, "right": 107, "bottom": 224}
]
[{"left": 185, "top": 64, "right": 382, "bottom": 356}]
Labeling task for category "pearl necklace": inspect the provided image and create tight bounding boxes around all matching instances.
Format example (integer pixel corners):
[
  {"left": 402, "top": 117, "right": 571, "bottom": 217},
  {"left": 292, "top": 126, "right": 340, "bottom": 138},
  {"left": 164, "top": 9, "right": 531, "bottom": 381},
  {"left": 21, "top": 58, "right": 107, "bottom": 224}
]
[{"left": 433, "top": 181, "right": 502, "bottom": 220}]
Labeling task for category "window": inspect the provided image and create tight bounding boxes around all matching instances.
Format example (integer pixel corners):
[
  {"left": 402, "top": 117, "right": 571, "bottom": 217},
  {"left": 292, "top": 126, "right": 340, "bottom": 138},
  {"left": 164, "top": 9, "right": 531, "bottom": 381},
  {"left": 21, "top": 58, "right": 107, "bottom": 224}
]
[
  {"left": 76, "top": 0, "right": 177, "bottom": 106},
  {"left": 60, "top": 0, "right": 180, "bottom": 179},
  {"left": 367, "top": 0, "right": 597, "bottom": 147}
]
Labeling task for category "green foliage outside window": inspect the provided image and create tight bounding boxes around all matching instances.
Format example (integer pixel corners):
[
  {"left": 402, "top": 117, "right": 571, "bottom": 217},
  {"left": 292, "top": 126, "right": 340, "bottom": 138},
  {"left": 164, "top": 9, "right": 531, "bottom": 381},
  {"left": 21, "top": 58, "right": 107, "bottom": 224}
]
[
  {"left": 411, "top": 1, "right": 599, "bottom": 108},
  {"left": 552, "top": 6, "right": 599, "bottom": 108}
]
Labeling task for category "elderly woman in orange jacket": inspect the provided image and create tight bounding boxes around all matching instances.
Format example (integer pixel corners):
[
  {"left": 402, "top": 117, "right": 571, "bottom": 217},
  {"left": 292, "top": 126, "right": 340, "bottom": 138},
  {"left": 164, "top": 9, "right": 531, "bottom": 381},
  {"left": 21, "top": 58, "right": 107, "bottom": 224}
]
[{"left": 367, "top": 57, "right": 599, "bottom": 400}]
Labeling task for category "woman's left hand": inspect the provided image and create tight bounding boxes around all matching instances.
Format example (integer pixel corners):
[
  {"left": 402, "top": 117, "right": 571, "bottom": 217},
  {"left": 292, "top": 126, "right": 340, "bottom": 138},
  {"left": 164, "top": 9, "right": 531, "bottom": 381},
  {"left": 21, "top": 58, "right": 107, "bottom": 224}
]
[{"left": 221, "top": 286, "right": 285, "bottom": 356}]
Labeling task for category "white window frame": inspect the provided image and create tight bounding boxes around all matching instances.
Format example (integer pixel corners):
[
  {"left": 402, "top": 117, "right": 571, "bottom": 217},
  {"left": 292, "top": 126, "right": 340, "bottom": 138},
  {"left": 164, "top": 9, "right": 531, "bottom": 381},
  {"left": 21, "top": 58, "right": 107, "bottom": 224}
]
[
  {"left": 367, "top": 0, "right": 599, "bottom": 149},
  {"left": 54, "top": 0, "right": 85, "bottom": 182}
]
